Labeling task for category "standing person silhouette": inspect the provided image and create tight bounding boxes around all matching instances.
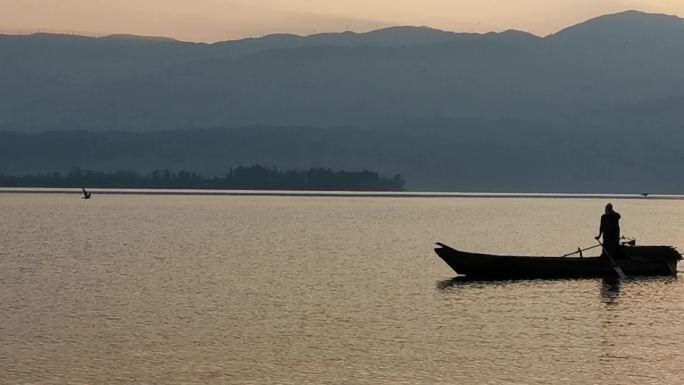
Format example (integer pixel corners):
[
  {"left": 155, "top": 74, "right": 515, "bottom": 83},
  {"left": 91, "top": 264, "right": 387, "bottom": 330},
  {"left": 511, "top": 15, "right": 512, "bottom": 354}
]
[{"left": 595, "top": 203, "right": 621, "bottom": 259}]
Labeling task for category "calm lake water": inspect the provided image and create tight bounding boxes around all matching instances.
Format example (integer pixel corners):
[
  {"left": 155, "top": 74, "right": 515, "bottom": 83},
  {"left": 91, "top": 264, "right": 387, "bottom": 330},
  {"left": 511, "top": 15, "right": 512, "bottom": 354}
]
[{"left": 2, "top": 193, "right": 684, "bottom": 384}]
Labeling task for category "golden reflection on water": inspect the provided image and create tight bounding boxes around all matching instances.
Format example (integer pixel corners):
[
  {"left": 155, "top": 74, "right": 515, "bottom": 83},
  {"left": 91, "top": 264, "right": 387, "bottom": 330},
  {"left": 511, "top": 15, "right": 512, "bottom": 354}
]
[{"left": 1, "top": 194, "right": 684, "bottom": 384}]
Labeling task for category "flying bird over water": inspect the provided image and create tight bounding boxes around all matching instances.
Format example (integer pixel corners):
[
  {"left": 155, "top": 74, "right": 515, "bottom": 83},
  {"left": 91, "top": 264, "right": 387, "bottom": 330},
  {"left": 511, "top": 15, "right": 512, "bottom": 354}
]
[{"left": 81, "top": 187, "right": 92, "bottom": 199}]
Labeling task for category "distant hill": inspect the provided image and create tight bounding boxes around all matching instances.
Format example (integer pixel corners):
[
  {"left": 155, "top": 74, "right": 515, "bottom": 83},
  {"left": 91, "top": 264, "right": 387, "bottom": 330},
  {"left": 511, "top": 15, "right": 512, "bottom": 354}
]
[
  {"left": 1, "top": 121, "right": 683, "bottom": 193},
  {"left": 2, "top": 10, "right": 684, "bottom": 192},
  {"left": 2, "top": 10, "right": 683, "bottom": 132},
  {"left": 548, "top": 10, "right": 684, "bottom": 43}
]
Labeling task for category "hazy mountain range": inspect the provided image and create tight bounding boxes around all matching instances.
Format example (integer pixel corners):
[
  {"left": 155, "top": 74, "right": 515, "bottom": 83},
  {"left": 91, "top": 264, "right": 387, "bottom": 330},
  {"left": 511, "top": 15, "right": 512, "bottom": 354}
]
[{"left": 1, "top": 10, "right": 683, "bottom": 192}]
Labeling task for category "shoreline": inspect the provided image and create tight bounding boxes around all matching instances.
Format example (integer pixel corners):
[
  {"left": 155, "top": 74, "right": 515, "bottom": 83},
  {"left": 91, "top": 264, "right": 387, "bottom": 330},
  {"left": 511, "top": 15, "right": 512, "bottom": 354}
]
[{"left": 0, "top": 187, "right": 681, "bottom": 200}]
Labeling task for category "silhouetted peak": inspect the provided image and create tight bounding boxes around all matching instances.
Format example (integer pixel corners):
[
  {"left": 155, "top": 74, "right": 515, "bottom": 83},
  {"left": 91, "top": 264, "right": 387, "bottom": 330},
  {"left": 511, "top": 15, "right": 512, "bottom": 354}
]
[
  {"left": 214, "top": 25, "right": 541, "bottom": 51},
  {"left": 214, "top": 26, "right": 464, "bottom": 51},
  {"left": 548, "top": 10, "right": 684, "bottom": 41},
  {"left": 0, "top": 32, "right": 185, "bottom": 45},
  {"left": 245, "top": 33, "right": 301, "bottom": 41},
  {"left": 239, "top": 26, "right": 455, "bottom": 44},
  {"left": 497, "top": 29, "right": 541, "bottom": 39},
  {"left": 482, "top": 29, "right": 541, "bottom": 41},
  {"left": 213, "top": 33, "right": 305, "bottom": 49},
  {"left": 364, "top": 25, "right": 451, "bottom": 36},
  {"left": 306, "top": 26, "right": 540, "bottom": 45},
  {"left": 22, "top": 32, "right": 95, "bottom": 41},
  {"left": 101, "top": 34, "right": 180, "bottom": 43},
  {"left": 351, "top": 26, "right": 460, "bottom": 45}
]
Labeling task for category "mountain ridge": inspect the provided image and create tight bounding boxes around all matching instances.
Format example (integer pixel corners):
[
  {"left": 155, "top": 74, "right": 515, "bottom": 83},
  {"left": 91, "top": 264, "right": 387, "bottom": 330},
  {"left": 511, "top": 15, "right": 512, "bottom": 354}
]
[
  {"left": 3, "top": 10, "right": 683, "bottom": 132},
  {"left": 7, "top": 10, "right": 679, "bottom": 45},
  {"left": 2, "top": 10, "right": 684, "bottom": 192}
]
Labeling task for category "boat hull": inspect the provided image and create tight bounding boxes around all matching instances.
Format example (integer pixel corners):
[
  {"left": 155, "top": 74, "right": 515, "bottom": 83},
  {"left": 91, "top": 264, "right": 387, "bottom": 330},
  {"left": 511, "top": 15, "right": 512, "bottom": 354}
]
[{"left": 434, "top": 243, "right": 681, "bottom": 280}]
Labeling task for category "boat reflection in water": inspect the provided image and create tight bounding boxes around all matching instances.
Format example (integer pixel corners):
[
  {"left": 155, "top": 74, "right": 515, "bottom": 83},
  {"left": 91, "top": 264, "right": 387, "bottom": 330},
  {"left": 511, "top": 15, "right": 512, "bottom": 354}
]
[
  {"left": 437, "top": 275, "right": 678, "bottom": 306},
  {"left": 600, "top": 277, "right": 621, "bottom": 303}
]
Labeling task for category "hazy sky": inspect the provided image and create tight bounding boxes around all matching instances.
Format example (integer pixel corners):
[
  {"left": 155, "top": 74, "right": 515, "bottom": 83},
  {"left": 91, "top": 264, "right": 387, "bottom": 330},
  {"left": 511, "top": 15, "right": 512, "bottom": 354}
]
[{"left": 1, "top": 0, "right": 683, "bottom": 42}]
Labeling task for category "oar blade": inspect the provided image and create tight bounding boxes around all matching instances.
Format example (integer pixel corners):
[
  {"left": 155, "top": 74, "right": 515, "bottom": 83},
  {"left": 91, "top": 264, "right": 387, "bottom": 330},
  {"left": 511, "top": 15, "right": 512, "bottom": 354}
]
[{"left": 597, "top": 240, "right": 628, "bottom": 279}]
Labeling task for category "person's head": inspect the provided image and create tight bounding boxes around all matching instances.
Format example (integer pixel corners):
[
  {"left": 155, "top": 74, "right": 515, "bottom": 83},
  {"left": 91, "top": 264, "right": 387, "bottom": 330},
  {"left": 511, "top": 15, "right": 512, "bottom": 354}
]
[{"left": 605, "top": 203, "right": 614, "bottom": 214}]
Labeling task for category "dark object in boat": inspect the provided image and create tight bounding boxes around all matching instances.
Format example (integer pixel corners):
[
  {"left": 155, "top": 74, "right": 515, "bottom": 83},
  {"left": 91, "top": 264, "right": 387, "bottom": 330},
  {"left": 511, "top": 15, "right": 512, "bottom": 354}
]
[
  {"left": 434, "top": 242, "right": 681, "bottom": 280},
  {"left": 81, "top": 187, "right": 92, "bottom": 199}
]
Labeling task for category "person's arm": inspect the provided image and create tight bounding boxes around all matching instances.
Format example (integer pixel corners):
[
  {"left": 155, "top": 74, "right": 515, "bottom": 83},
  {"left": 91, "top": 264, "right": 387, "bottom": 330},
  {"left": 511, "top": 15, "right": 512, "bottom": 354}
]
[{"left": 595, "top": 216, "right": 604, "bottom": 240}]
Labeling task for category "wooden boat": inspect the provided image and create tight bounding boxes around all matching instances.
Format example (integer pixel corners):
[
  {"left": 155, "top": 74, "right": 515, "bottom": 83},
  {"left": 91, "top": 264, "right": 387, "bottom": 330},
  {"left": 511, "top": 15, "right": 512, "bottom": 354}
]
[{"left": 434, "top": 242, "right": 681, "bottom": 280}]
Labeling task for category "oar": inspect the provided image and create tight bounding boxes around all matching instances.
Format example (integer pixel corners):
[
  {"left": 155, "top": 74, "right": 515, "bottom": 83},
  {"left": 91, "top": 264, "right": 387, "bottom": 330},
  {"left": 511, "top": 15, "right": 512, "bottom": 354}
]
[
  {"left": 597, "top": 239, "right": 627, "bottom": 279},
  {"left": 561, "top": 244, "right": 601, "bottom": 257}
]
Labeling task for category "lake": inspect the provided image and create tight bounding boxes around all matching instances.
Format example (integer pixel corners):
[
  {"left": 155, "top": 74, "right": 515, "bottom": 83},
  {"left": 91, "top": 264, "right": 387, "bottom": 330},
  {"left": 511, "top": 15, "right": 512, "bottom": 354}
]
[{"left": 1, "top": 193, "right": 684, "bottom": 384}]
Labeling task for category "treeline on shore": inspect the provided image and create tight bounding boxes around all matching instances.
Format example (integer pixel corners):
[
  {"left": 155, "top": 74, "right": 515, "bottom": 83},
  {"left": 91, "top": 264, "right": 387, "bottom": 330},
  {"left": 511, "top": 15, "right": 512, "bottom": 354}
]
[{"left": 0, "top": 165, "right": 405, "bottom": 191}]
